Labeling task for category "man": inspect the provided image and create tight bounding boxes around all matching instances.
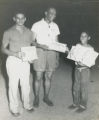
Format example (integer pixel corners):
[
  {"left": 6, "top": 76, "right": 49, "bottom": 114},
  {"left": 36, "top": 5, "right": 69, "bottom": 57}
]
[
  {"left": 31, "top": 7, "right": 60, "bottom": 107},
  {"left": 1, "top": 12, "right": 39, "bottom": 117}
]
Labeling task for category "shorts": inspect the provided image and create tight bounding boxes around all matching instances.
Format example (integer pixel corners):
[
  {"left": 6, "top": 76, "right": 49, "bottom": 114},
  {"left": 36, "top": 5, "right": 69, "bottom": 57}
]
[{"left": 33, "top": 48, "right": 59, "bottom": 71}]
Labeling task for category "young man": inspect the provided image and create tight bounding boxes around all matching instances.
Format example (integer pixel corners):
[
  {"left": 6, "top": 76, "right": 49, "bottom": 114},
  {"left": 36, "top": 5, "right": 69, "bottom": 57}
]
[
  {"left": 1, "top": 13, "right": 36, "bottom": 117},
  {"left": 69, "top": 32, "right": 93, "bottom": 113},
  {"left": 31, "top": 8, "right": 60, "bottom": 107}
]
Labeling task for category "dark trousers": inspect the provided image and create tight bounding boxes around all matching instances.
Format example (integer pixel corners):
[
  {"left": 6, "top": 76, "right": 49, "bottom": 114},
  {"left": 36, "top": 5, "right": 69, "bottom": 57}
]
[{"left": 73, "top": 67, "right": 90, "bottom": 108}]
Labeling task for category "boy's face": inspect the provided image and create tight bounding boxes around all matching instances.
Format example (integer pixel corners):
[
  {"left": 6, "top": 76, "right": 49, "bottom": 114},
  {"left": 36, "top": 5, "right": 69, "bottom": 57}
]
[
  {"left": 14, "top": 13, "right": 26, "bottom": 26},
  {"left": 80, "top": 32, "right": 90, "bottom": 44}
]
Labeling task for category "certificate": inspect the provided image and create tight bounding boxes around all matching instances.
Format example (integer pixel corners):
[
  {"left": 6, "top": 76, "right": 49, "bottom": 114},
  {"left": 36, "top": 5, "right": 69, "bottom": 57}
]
[
  {"left": 21, "top": 46, "right": 38, "bottom": 62},
  {"left": 47, "top": 42, "right": 67, "bottom": 53},
  {"left": 82, "top": 50, "right": 99, "bottom": 67},
  {"left": 67, "top": 44, "right": 99, "bottom": 67}
]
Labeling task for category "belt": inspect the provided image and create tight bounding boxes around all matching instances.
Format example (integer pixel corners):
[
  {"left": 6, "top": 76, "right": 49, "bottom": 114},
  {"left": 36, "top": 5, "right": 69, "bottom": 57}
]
[{"left": 76, "top": 66, "right": 88, "bottom": 72}]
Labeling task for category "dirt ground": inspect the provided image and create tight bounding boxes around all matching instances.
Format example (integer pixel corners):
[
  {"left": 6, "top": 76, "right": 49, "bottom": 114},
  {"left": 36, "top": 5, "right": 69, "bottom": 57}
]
[{"left": 0, "top": 60, "right": 99, "bottom": 120}]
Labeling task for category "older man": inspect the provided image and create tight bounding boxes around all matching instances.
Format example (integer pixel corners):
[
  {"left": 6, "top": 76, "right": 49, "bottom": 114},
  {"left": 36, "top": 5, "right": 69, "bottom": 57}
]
[{"left": 31, "top": 7, "right": 60, "bottom": 107}]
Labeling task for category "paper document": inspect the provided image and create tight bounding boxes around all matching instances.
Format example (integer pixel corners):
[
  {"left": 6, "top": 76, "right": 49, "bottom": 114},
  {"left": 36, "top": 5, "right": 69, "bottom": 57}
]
[
  {"left": 82, "top": 50, "right": 99, "bottom": 67},
  {"left": 47, "top": 42, "right": 67, "bottom": 53},
  {"left": 67, "top": 44, "right": 99, "bottom": 67},
  {"left": 21, "top": 46, "right": 38, "bottom": 62}
]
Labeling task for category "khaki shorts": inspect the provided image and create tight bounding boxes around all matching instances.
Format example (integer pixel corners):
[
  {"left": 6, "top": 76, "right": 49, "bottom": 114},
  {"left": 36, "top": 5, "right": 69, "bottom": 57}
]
[{"left": 33, "top": 48, "right": 59, "bottom": 71}]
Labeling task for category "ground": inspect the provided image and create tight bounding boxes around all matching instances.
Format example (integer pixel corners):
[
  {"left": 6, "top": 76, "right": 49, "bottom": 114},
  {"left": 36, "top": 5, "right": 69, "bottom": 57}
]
[{"left": 0, "top": 60, "right": 99, "bottom": 120}]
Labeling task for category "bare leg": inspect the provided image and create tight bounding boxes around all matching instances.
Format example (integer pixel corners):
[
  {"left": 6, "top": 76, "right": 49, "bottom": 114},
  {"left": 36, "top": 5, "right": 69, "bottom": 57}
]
[
  {"left": 43, "top": 71, "right": 54, "bottom": 106},
  {"left": 34, "top": 71, "right": 43, "bottom": 107}
]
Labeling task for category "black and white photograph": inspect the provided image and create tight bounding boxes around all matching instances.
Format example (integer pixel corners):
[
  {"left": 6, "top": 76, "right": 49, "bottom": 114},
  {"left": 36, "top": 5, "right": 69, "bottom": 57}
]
[{"left": 0, "top": 0, "right": 99, "bottom": 120}]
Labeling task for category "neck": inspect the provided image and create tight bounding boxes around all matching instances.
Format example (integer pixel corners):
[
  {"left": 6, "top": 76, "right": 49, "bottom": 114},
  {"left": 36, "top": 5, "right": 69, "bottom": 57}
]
[
  {"left": 44, "top": 17, "right": 51, "bottom": 24},
  {"left": 81, "top": 43, "right": 88, "bottom": 46},
  {"left": 16, "top": 24, "right": 24, "bottom": 29},
  {"left": 15, "top": 24, "right": 25, "bottom": 32}
]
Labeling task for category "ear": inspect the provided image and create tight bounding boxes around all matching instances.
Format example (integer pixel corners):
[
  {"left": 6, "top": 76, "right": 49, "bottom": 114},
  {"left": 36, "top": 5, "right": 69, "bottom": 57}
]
[
  {"left": 24, "top": 17, "right": 26, "bottom": 21},
  {"left": 88, "top": 36, "right": 91, "bottom": 40},
  {"left": 13, "top": 17, "right": 16, "bottom": 21},
  {"left": 45, "top": 11, "right": 47, "bottom": 16}
]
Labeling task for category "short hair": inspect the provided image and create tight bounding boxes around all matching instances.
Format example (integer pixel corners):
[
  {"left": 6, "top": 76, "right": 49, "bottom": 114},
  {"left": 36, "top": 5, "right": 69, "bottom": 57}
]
[
  {"left": 81, "top": 31, "right": 90, "bottom": 37},
  {"left": 46, "top": 7, "right": 56, "bottom": 13},
  {"left": 14, "top": 11, "right": 26, "bottom": 18}
]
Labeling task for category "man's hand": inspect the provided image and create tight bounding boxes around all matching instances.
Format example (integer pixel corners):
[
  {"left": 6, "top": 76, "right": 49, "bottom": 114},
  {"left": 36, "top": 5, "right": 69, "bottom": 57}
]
[
  {"left": 28, "top": 60, "right": 34, "bottom": 64},
  {"left": 56, "top": 52, "right": 60, "bottom": 68},
  {"left": 66, "top": 46, "right": 69, "bottom": 53},
  {"left": 65, "top": 46, "right": 69, "bottom": 54},
  {"left": 40, "top": 44, "right": 49, "bottom": 50}
]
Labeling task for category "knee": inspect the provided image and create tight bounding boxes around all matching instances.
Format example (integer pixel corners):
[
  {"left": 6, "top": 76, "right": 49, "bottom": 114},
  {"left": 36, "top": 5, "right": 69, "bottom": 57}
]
[
  {"left": 35, "top": 73, "right": 42, "bottom": 81},
  {"left": 81, "top": 81, "right": 87, "bottom": 88},
  {"left": 73, "top": 91, "right": 76, "bottom": 96},
  {"left": 45, "top": 72, "right": 53, "bottom": 80}
]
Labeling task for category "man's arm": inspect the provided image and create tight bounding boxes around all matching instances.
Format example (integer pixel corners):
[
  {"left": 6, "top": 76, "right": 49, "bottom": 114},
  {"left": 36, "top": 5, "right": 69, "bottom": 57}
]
[
  {"left": 31, "top": 32, "right": 48, "bottom": 50},
  {"left": 55, "top": 36, "right": 59, "bottom": 42},
  {"left": 55, "top": 36, "right": 60, "bottom": 59}
]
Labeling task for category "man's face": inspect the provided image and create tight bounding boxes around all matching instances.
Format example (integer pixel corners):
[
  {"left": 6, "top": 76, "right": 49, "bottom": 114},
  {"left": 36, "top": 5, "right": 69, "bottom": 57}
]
[
  {"left": 45, "top": 8, "right": 56, "bottom": 22},
  {"left": 80, "top": 32, "right": 89, "bottom": 45},
  {"left": 14, "top": 13, "right": 26, "bottom": 26}
]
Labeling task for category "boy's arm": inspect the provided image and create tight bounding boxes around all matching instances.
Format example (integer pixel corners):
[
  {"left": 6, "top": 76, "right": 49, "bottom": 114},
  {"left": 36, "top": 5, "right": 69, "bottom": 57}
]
[
  {"left": 77, "top": 61, "right": 88, "bottom": 67},
  {"left": 1, "top": 45, "right": 19, "bottom": 57},
  {"left": 77, "top": 62, "right": 85, "bottom": 66},
  {"left": 1, "top": 32, "right": 22, "bottom": 58}
]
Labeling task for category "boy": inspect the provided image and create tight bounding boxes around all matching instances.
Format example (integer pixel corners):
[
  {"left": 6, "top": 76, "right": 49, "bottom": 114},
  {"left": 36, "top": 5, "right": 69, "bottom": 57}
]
[
  {"left": 69, "top": 32, "right": 94, "bottom": 113},
  {"left": 1, "top": 12, "right": 37, "bottom": 117},
  {"left": 1, "top": 12, "right": 48, "bottom": 117}
]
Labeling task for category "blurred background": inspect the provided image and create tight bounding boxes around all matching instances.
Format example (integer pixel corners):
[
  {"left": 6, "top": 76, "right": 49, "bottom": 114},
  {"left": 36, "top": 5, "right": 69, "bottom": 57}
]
[
  {"left": 0, "top": 1, "right": 99, "bottom": 120},
  {"left": 0, "top": 0, "right": 99, "bottom": 64},
  {"left": 0, "top": 0, "right": 99, "bottom": 48}
]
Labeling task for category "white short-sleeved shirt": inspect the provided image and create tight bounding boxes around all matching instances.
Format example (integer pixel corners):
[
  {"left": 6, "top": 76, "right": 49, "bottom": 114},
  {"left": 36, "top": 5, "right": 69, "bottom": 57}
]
[{"left": 31, "top": 18, "right": 60, "bottom": 45}]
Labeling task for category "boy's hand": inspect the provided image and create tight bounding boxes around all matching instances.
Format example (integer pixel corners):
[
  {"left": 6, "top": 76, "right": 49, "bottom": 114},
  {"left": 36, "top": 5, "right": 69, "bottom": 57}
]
[
  {"left": 14, "top": 52, "right": 26, "bottom": 59},
  {"left": 19, "top": 52, "right": 26, "bottom": 59},
  {"left": 78, "top": 61, "right": 85, "bottom": 66}
]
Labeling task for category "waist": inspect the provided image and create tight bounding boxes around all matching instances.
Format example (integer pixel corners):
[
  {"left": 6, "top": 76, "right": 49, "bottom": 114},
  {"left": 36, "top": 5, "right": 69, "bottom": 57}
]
[
  {"left": 36, "top": 39, "right": 55, "bottom": 45},
  {"left": 7, "top": 56, "right": 29, "bottom": 65},
  {"left": 76, "top": 65, "right": 89, "bottom": 71},
  {"left": 9, "top": 44, "right": 31, "bottom": 52},
  {"left": 7, "top": 56, "right": 22, "bottom": 61}
]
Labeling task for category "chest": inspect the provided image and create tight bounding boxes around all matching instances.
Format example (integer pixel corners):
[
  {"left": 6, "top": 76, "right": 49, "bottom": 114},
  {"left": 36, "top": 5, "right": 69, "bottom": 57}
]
[
  {"left": 10, "top": 31, "right": 31, "bottom": 44},
  {"left": 38, "top": 24, "right": 56, "bottom": 35}
]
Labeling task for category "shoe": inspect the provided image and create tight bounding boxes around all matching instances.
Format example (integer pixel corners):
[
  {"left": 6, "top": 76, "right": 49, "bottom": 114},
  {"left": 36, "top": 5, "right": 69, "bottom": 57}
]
[
  {"left": 90, "top": 80, "right": 94, "bottom": 82},
  {"left": 68, "top": 104, "right": 78, "bottom": 110},
  {"left": 76, "top": 106, "right": 86, "bottom": 113},
  {"left": 43, "top": 97, "right": 54, "bottom": 106},
  {"left": 10, "top": 112, "right": 20, "bottom": 117},
  {"left": 33, "top": 96, "right": 39, "bottom": 108},
  {"left": 26, "top": 108, "right": 34, "bottom": 113}
]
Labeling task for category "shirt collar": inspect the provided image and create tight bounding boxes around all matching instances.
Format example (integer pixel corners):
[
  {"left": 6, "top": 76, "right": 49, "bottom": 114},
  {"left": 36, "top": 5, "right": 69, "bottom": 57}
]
[
  {"left": 13, "top": 25, "right": 27, "bottom": 33},
  {"left": 41, "top": 18, "right": 53, "bottom": 25}
]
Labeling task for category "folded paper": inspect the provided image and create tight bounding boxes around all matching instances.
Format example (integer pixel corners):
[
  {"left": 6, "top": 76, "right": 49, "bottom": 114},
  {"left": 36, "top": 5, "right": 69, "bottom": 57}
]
[
  {"left": 44, "top": 42, "right": 67, "bottom": 53},
  {"left": 67, "top": 44, "right": 99, "bottom": 67},
  {"left": 21, "top": 46, "right": 38, "bottom": 62}
]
